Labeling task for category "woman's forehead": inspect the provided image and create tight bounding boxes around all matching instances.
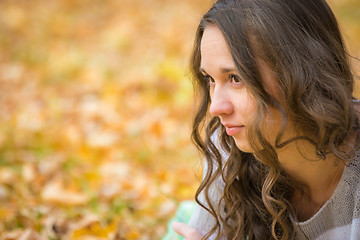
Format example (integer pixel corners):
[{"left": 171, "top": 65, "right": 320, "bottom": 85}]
[{"left": 200, "top": 26, "right": 236, "bottom": 72}]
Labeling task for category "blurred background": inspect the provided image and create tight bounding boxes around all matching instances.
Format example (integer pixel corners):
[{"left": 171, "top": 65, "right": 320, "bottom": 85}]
[{"left": 0, "top": 0, "right": 358, "bottom": 239}]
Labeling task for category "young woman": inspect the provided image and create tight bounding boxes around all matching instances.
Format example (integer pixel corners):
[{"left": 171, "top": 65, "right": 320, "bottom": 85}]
[{"left": 172, "top": 0, "right": 360, "bottom": 239}]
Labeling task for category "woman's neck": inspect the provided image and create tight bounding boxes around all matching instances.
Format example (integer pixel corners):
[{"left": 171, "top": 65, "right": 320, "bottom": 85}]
[
  {"left": 288, "top": 160, "right": 345, "bottom": 221},
  {"left": 277, "top": 139, "right": 347, "bottom": 221}
]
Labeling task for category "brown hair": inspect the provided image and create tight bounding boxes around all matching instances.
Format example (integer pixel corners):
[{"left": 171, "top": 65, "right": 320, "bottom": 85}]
[{"left": 190, "top": 0, "right": 360, "bottom": 239}]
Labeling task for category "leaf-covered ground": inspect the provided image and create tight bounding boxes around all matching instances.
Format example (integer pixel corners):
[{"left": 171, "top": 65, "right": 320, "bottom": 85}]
[{"left": 0, "top": 0, "right": 358, "bottom": 239}]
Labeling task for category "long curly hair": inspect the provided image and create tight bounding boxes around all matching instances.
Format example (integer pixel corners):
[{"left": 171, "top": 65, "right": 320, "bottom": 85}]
[{"left": 190, "top": 0, "right": 360, "bottom": 239}]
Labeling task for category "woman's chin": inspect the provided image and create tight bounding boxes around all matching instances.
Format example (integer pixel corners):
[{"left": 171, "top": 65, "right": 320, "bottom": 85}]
[{"left": 234, "top": 139, "right": 253, "bottom": 153}]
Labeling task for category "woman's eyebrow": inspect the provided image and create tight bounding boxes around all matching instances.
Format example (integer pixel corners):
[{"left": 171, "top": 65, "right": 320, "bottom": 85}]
[
  {"left": 199, "top": 67, "right": 237, "bottom": 74},
  {"left": 220, "top": 67, "right": 237, "bottom": 73}
]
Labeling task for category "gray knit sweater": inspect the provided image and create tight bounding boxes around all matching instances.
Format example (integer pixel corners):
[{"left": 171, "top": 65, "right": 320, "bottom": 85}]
[{"left": 188, "top": 150, "right": 360, "bottom": 239}]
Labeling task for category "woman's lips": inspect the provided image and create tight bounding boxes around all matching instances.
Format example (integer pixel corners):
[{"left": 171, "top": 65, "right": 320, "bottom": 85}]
[{"left": 225, "top": 125, "right": 244, "bottom": 136}]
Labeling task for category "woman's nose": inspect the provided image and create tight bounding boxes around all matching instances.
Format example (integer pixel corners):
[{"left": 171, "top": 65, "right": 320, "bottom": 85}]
[{"left": 209, "top": 87, "right": 233, "bottom": 116}]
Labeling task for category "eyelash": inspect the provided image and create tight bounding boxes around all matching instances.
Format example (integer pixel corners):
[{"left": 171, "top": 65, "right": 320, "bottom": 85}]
[
  {"left": 229, "top": 74, "right": 241, "bottom": 84},
  {"left": 202, "top": 75, "right": 214, "bottom": 84},
  {"left": 202, "top": 74, "right": 242, "bottom": 85}
]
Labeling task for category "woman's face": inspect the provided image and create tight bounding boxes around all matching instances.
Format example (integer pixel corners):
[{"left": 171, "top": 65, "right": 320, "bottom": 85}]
[{"left": 200, "top": 25, "right": 286, "bottom": 152}]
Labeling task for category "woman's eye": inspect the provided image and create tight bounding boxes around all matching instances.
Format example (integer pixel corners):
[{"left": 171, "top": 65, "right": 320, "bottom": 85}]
[
  {"left": 202, "top": 75, "right": 215, "bottom": 85},
  {"left": 230, "top": 74, "right": 241, "bottom": 84}
]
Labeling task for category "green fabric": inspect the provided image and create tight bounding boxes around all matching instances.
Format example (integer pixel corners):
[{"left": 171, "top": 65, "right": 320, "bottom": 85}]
[{"left": 162, "top": 200, "right": 196, "bottom": 240}]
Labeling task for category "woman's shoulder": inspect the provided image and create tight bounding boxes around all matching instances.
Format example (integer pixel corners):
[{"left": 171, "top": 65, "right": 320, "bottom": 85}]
[
  {"left": 346, "top": 151, "right": 360, "bottom": 179},
  {"left": 341, "top": 150, "right": 360, "bottom": 199}
]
